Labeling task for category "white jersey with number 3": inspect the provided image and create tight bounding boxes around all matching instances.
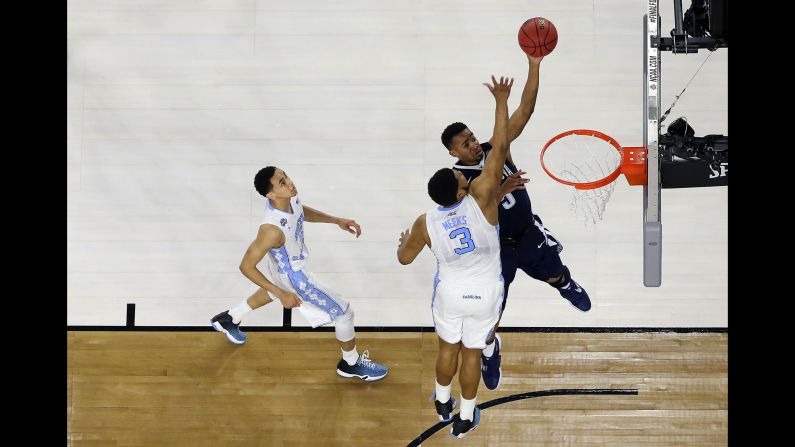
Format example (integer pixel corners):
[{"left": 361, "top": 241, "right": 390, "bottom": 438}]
[{"left": 425, "top": 194, "right": 502, "bottom": 285}]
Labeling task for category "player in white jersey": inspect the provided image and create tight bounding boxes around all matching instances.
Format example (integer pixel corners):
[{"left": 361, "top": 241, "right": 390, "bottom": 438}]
[
  {"left": 210, "top": 167, "right": 387, "bottom": 381},
  {"left": 397, "top": 75, "right": 513, "bottom": 438}
]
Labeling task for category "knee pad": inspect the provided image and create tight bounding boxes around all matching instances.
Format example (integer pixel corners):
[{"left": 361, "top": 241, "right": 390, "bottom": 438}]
[{"left": 334, "top": 307, "right": 355, "bottom": 342}]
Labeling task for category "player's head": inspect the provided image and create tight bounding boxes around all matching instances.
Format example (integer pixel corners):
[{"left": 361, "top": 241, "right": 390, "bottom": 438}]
[
  {"left": 441, "top": 122, "right": 484, "bottom": 164},
  {"left": 427, "top": 168, "right": 468, "bottom": 207},
  {"left": 254, "top": 166, "right": 297, "bottom": 200}
]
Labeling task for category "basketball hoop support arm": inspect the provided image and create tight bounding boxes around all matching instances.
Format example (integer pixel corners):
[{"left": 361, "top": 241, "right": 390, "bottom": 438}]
[{"left": 653, "top": 0, "right": 728, "bottom": 53}]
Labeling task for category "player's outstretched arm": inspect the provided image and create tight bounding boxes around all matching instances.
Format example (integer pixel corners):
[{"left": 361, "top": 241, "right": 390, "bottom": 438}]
[
  {"left": 397, "top": 214, "right": 430, "bottom": 265},
  {"left": 471, "top": 75, "right": 513, "bottom": 210},
  {"left": 488, "top": 56, "right": 542, "bottom": 163},
  {"left": 304, "top": 205, "right": 361, "bottom": 238}
]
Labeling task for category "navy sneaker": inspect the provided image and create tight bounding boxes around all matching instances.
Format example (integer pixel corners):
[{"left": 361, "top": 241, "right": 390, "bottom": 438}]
[
  {"left": 481, "top": 334, "right": 502, "bottom": 390},
  {"left": 450, "top": 407, "right": 481, "bottom": 438},
  {"left": 430, "top": 392, "right": 457, "bottom": 422},
  {"left": 210, "top": 310, "right": 247, "bottom": 344},
  {"left": 336, "top": 350, "right": 388, "bottom": 382},
  {"left": 557, "top": 265, "right": 591, "bottom": 311}
]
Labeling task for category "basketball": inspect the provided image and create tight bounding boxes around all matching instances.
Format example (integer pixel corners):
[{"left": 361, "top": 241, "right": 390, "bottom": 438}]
[{"left": 518, "top": 17, "right": 558, "bottom": 57}]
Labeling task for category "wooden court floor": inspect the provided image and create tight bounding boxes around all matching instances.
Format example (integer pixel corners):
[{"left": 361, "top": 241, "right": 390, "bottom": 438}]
[{"left": 68, "top": 331, "right": 727, "bottom": 446}]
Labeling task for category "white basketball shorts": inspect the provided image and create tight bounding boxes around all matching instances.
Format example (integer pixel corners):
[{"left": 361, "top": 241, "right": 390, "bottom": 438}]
[
  {"left": 262, "top": 256, "right": 350, "bottom": 328},
  {"left": 432, "top": 280, "right": 504, "bottom": 349}
]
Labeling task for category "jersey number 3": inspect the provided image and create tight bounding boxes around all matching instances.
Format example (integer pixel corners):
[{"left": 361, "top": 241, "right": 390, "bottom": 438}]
[{"left": 449, "top": 227, "right": 475, "bottom": 254}]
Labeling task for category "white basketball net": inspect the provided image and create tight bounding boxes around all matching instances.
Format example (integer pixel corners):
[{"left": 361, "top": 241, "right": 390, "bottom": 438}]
[{"left": 543, "top": 134, "right": 623, "bottom": 225}]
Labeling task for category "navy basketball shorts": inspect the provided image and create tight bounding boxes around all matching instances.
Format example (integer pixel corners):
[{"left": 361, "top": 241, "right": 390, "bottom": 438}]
[{"left": 498, "top": 215, "right": 565, "bottom": 311}]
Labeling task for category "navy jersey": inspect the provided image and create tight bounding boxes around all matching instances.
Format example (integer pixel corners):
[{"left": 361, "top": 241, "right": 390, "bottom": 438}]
[{"left": 453, "top": 142, "right": 534, "bottom": 240}]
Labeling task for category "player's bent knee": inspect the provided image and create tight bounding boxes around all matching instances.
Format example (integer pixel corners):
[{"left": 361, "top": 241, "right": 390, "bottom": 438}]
[{"left": 334, "top": 307, "right": 355, "bottom": 342}]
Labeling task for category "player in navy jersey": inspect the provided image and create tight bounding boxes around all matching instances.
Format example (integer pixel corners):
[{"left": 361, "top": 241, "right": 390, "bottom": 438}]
[{"left": 442, "top": 55, "right": 591, "bottom": 392}]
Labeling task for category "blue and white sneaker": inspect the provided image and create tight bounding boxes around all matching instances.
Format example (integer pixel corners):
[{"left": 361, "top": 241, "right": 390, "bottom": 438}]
[
  {"left": 450, "top": 407, "right": 481, "bottom": 438},
  {"left": 210, "top": 310, "right": 247, "bottom": 345},
  {"left": 557, "top": 265, "right": 592, "bottom": 311},
  {"left": 336, "top": 350, "right": 388, "bottom": 382},
  {"left": 429, "top": 392, "right": 457, "bottom": 422},
  {"left": 481, "top": 334, "right": 502, "bottom": 390}
]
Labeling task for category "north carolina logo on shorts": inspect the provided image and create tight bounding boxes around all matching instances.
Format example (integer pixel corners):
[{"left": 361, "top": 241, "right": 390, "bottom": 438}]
[{"left": 280, "top": 218, "right": 287, "bottom": 227}]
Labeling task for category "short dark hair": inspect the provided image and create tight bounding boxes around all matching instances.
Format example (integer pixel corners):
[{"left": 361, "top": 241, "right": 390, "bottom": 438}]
[
  {"left": 441, "top": 122, "right": 468, "bottom": 149},
  {"left": 427, "top": 168, "right": 460, "bottom": 207},
  {"left": 254, "top": 166, "right": 277, "bottom": 197}
]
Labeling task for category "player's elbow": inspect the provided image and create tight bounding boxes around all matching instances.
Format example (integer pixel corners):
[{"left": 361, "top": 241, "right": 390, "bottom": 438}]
[
  {"left": 239, "top": 262, "right": 254, "bottom": 275},
  {"left": 397, "top": 251, "right": 413, "bottom": 265}
]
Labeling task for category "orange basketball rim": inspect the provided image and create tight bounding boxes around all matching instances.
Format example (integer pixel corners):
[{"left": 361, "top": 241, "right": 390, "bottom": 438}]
[{"left": 540, "top": 129, "right": 648, "bottom": 190}]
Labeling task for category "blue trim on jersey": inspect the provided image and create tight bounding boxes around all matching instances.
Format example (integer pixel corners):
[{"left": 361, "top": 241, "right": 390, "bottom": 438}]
[
  {"left": 431, "top": 260, "right": 440, "bottom": 307},
  {"left": 437, "top": 198, "right": 465, "bottom": 211},
  {"left": 267, "top": 199, "right": 294, "bottom": 214},
  {"left": 269, "top": 247, "right": 346, "bottom": 320}
]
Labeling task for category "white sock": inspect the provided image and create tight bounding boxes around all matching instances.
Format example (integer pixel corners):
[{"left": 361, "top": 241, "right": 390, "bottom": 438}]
[
  {"left": 460, "top": 395, "right": 477, "bottom": 421},
  {"left": 342, "top": 346, "right": 359, "bottom": 366},
  {"left": 482, "top": 340, "right": 496, "bottom": 358},
  {"left": 435, "top": 381, "right": 452, "bottom": 403},
  {"left": 229, "top": 301, "right": 253, "bottom": 324}
]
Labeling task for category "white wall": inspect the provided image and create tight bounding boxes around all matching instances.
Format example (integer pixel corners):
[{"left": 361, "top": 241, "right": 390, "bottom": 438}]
[{"left": 67, "top": 0, "right": 727, "bottom": 327}]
